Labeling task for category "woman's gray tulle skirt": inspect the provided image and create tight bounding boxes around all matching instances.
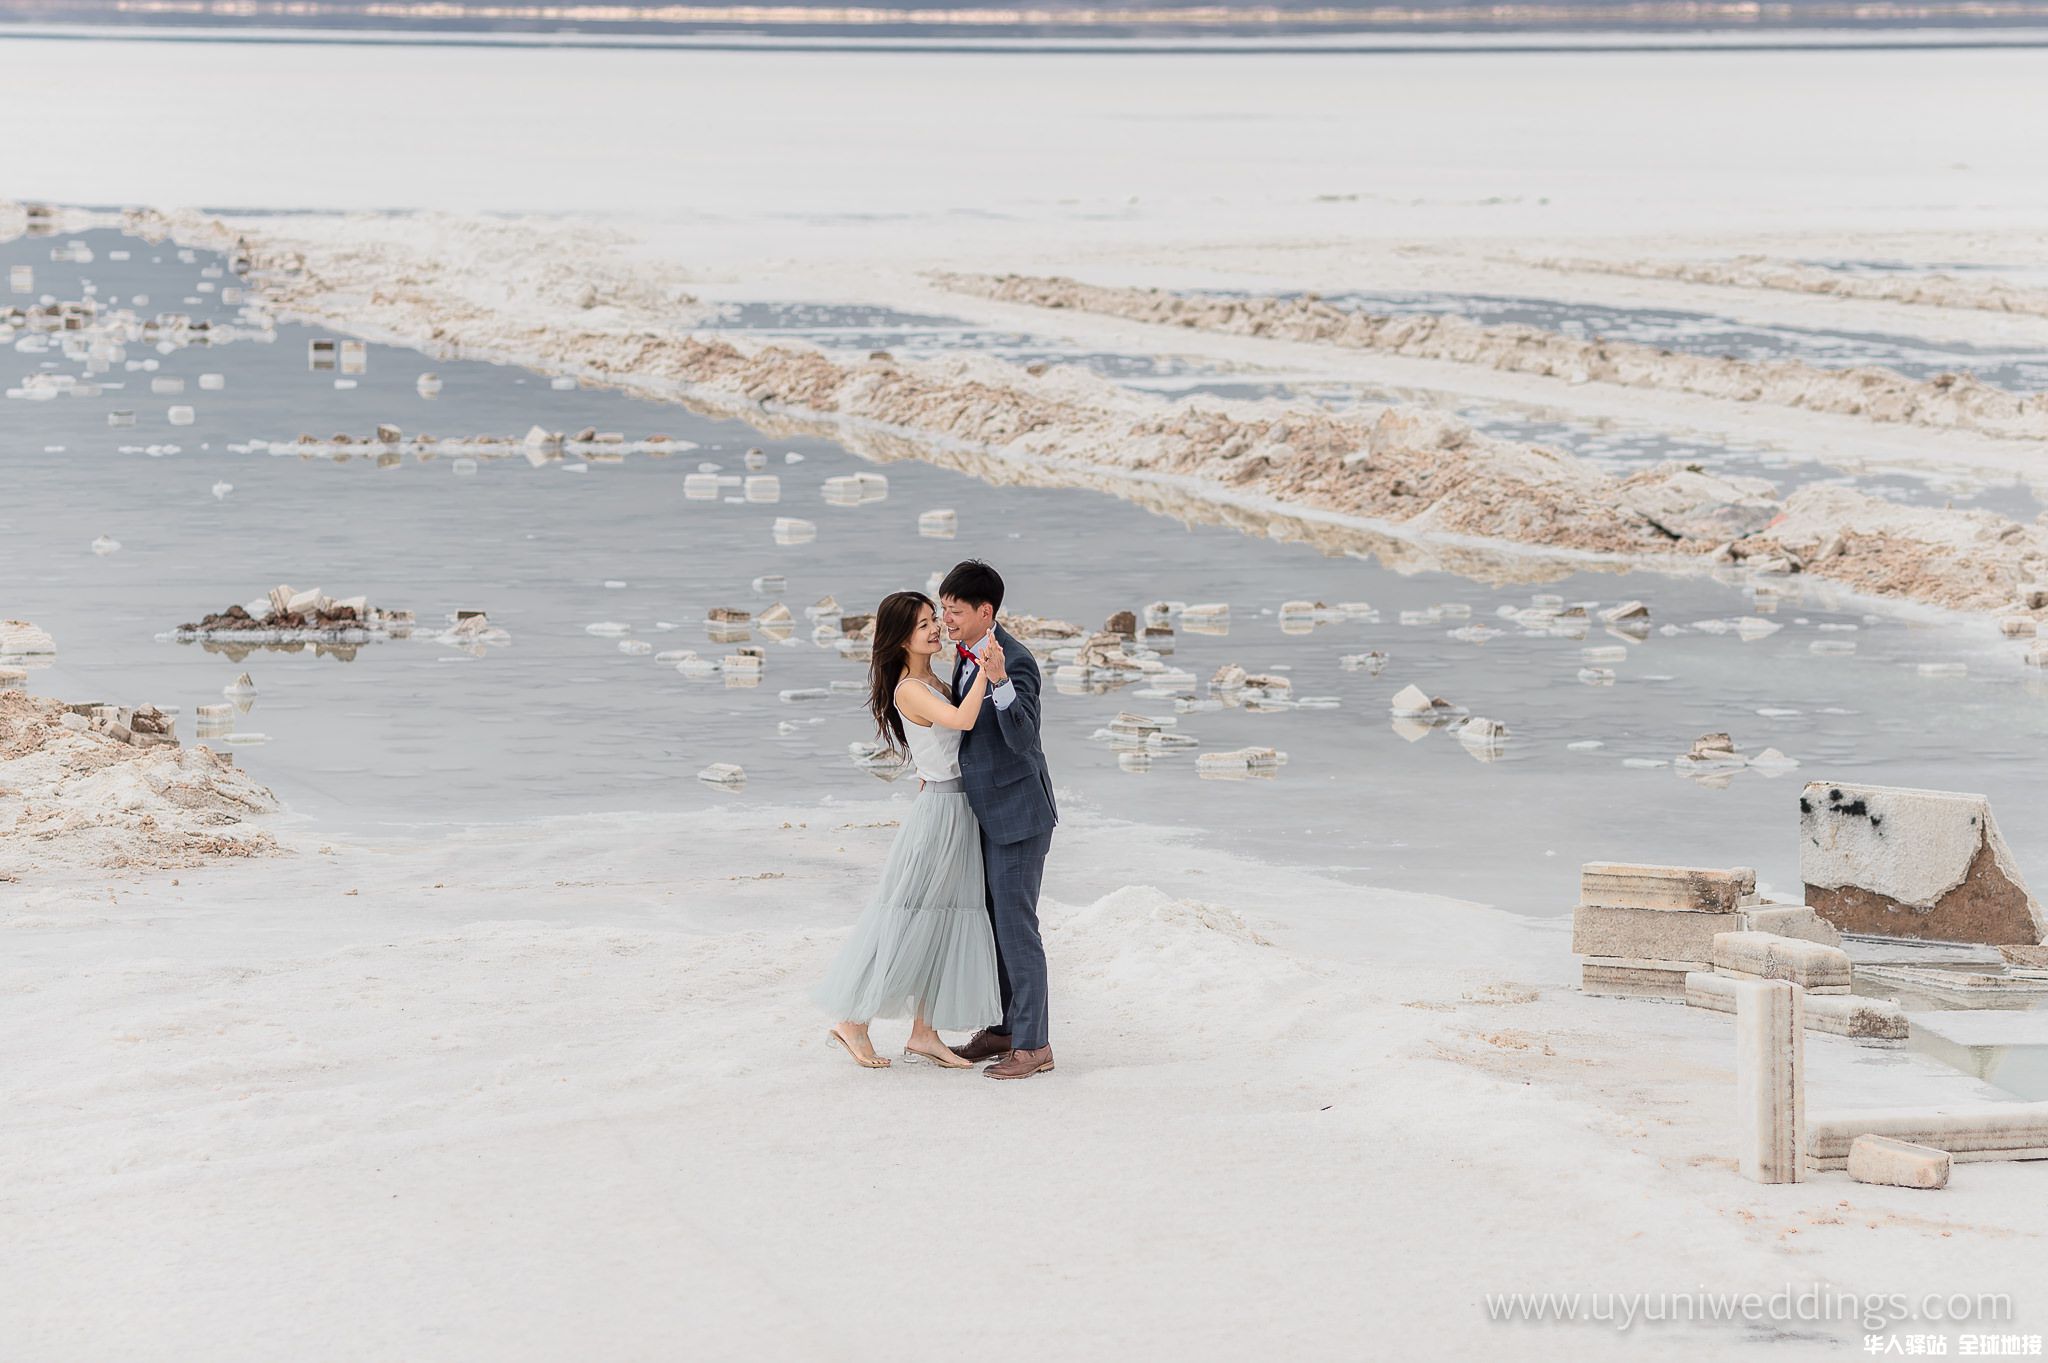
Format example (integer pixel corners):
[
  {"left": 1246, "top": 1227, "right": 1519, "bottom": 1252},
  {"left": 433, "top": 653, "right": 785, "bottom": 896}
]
[{"left": 813, "top": 781, "right": 1002, "bottom": 1032}]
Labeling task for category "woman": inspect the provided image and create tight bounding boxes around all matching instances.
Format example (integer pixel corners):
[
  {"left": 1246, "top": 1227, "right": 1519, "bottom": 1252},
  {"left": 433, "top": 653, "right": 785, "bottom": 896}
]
[{"left": 814, "top": 591, "right": 1006, "bottom": 1069}]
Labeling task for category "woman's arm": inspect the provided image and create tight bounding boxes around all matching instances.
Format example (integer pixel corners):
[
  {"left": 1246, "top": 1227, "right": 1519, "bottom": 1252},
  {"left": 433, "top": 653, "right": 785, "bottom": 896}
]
[{"left": 896, "top": 666, "right": 989, "bottom": 732}]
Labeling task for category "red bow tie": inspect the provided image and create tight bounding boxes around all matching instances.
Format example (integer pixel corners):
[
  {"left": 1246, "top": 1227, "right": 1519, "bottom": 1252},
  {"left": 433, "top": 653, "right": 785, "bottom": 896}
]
[{"left": 956, "top": 644, "right": 977, "bottom": 665}]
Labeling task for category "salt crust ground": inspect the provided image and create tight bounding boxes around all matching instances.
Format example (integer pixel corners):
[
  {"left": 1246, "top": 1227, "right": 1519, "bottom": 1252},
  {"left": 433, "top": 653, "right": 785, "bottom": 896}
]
[{"left": 4, "top": 799, "right": 2041, "bottom": 1360}]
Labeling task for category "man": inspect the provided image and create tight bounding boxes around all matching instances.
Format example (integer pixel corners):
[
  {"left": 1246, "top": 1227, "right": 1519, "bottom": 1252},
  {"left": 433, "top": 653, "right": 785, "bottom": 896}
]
[{"left": 940, "top": 560, "right": 1059, "bottom": 1080}]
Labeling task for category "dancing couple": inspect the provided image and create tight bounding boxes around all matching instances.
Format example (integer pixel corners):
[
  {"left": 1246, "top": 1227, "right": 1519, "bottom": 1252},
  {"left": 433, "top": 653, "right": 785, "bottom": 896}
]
[{"left": 813, "top": 559, "right": 1059, "bottom": 1080}]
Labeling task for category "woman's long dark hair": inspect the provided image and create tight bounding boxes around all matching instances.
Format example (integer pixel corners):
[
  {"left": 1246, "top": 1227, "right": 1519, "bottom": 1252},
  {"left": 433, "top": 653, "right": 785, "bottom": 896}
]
[{"left": 868, "top": 591, "right": 946, "bottom": 754}]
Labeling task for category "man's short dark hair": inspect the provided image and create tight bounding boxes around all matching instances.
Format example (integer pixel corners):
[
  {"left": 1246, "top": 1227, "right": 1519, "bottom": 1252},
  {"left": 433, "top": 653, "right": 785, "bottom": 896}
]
[{"left": 940, "top": 559, "right": 1004, "bottom": 612}]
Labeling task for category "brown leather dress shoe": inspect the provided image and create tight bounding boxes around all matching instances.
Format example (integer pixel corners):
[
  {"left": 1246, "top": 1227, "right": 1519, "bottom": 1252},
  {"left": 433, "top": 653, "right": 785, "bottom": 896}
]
[
  {"left": 984, "top": 1046, "right": 1054, "bottom": 1080},
  {"left": 951, "top": 1029, "right": 1015, "bottom": 1064}
]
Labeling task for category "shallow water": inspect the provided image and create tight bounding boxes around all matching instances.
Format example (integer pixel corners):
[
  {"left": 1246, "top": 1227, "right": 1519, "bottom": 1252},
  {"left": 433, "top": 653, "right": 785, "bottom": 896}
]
[{"left": 10, "top": 226, "right": 2048, "bottom": 920}]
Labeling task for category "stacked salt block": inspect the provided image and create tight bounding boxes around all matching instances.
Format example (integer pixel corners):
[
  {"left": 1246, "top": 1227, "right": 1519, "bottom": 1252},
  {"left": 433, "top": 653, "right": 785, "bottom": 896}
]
[
  {"left": 1847, "top": 1135, "right": 1950, "bottom": 1189},
  {"left": 66, "top": 702, "right": 179, "bottom": 749},
  {"left": 1805, "top": 1102, "right": 2048, "bottom": 1171},
  {"left": 1573, "top": 863, "right": 1756, "bottom": 1000},
  {"left": 1684, "top": 971, "right": 1906, "bottom": 1043},
  {"left": 1734, "top": 979, "right": 1804, "bottom": 1184},
  {"left": 1800, "top": 781, "right": 2047, "bottom": 946}
]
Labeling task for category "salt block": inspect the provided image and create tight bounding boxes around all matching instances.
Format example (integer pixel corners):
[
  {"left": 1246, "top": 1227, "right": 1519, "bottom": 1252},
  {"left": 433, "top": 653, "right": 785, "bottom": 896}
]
[
  {"left": 1734, "top": 979, "right": 1804, "bottom": 1184},
  {"left": 1572, "top": 904, "right": 1741, "bottom": 965},
  {"left": 1683, "top": 971, "right": 1906, "bottom": 1042},
  {"left": 1741, "top": 904, "right": 1842, "bottom": 947},
  {"left": 1806, "top": 1103, "right": 2048, "bottom": 1170},
  {"left": 696, "top": 763, "right": 745, "bottom": 786},
  {"left": 1580, "top": 958, "right": 1694, "bottom": 1001},
  {"left": 1847, "top": 1135, "right": 1950, "bottom": 1189},
  {"left": 285, "top": 587, "right": 323, "bottom": 616},
  {"left": 1712, "top": 932, "right": 1852, "bottom": 994},
  {"left": 1801, "top": 782, "right": 2045, "bottom": 945},
  {"left": 1580, "top": 862, "right": 1757, "bottom": 912},
  {"left": 1458, "top": 717, "right": 1508, "bottom": 746}
]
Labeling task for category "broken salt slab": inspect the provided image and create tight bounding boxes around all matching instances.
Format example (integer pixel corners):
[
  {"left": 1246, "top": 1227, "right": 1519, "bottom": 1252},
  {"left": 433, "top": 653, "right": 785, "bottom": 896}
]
[
  {"left": 222, "top": 672, "right": 257, "bottom": 697},
  {"left": 90, "top": 535, "right": 121, "bottom": 555},
  {"left": 696, "top": 763, "right": 745, "bottom": 786},
  {"left": 1578, "top": 668, "right": 1615, "bottom": 685},
  {"left": 1623, "top": 758, "right": 1668, "bottom": 769},
  {"left": 416, "top": 373, "right": 443, "bottom": 397},
  {"left": 684, "top": 474, "right": 722, "bottom": 499},
  {"left": 752, "top": 575, "right": 787, "bottom": 595},
  {"left": 1915, "top": 662, "right": 1967, "bottom": 678},
  {"left": 451, "top": 459, "right": 478, "bottom": 476},
  {"left": 1567, "top": 740, "right": 1604, "bottom": 751},
  {"left": 167, "top": 406, "right": 195, "bottom": 426},
  {"left": 773, "top": 518, "right": 818, "bottom": 545},
  {"left": 550, "top": 376, "right": 578, "bottom": 391},
  {"left": 745, "top": 448, "right": 768, "bottom": 471},
  {"left": 1582, "top": 645, "right": 1627, "bottom": 664},
  {"left": 779, "top": 688, "right": 831, "bottom": 702},
  {"left": 919, "top": 509, "right": 958, "bottom": 539},
  {"left": 584, "top": 622, "right": 632, "bottom": 637},
  {"left": 1339, "top": 652, "right": 1388, "bottom": 675},
  {"left": 150, "top": 376, "right": 184, "bottom": 395},
  {"left": 1747, "top": 747, "right": 1800, "bottom": 771},
  {"left": 618, "top": 640, "right": 653, "bottom": 656},
  {"left": 198, "top": 373, "right": 224, "bottom": 391}
]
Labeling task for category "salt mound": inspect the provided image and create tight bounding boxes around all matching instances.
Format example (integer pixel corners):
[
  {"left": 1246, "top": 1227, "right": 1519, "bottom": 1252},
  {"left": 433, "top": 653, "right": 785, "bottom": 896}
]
[
  {"left": 0, "top": 691, "right": 283, "bottom": 881},
  {"left": 1048, "top": 886, "right": 1276, "bottom": 992}
]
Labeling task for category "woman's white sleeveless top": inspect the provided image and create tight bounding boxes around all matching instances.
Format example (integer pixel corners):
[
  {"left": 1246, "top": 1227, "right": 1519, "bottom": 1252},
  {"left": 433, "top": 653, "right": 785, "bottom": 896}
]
[{"left": 900, "top": 679, "right": 962, "bottom": 782}]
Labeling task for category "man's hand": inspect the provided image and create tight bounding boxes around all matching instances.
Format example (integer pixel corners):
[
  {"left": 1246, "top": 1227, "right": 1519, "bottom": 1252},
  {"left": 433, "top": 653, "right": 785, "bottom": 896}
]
[{"left": 982, "top": 635, "right": 1007, "bottom": 685}]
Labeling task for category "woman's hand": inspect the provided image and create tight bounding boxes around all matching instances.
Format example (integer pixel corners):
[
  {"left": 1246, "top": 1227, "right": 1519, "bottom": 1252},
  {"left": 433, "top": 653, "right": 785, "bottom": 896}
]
[{"left": 982, "top": 635, "right": 1007, "bottom": 685}]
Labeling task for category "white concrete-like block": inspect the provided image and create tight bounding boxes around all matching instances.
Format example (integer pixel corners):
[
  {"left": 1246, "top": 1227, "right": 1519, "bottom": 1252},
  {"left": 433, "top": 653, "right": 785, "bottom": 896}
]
[
  {"left": 1806, "top": 1103, "right": 2048, "bottom": 1170},
  {"left": 1713, "top": 931, "right": 1852, "bottom": 994},
  {"left": 1734, "top": 979, "right": 1804, "bottom": 1184},
  {"left": 1684, "top": 971, "right": 1906, "bottom": 1043},
  {"left": 1740, "top": 904, "right": 1842, "bottom": 947},
  {"left": 1848, "top": 1135, "right": 1951, "bottom": 1189}
]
